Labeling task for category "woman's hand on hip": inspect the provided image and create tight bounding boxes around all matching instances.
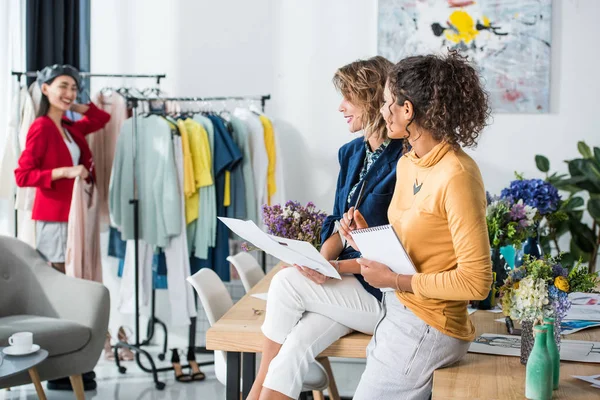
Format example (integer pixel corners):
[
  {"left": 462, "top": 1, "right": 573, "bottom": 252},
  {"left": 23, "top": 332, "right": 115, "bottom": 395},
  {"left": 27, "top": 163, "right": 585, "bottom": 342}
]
[
  {"left": 339, "top": 207, "right": 368, "bottom": 251},
  {"left": 293, "top": 264, "right": 329, "bottom": 285},
  {"left": 357, "top": 258, "right": 397, "bottom": 289}
]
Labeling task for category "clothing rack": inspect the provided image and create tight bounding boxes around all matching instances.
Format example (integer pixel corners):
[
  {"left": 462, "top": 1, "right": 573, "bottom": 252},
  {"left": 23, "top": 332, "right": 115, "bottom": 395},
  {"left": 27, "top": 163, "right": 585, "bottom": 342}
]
[{"left": 114, "top": 93, "right": 271, "bottom": 390}]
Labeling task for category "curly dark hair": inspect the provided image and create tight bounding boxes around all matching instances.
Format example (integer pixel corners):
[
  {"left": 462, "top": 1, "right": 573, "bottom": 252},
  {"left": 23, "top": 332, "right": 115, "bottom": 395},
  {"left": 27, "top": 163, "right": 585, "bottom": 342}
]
[
  {"left": 333, "top": 56, "right": 393, "bottom": 141},
  {"left": 387, "top": 51, "right": 490, "bottom": 150}
]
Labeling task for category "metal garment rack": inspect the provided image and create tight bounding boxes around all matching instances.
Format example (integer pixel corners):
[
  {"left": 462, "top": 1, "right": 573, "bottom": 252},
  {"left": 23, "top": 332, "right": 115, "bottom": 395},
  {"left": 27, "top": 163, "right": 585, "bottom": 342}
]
[{"left": 114, "top": 93, "right": 270, "bottom": 390}]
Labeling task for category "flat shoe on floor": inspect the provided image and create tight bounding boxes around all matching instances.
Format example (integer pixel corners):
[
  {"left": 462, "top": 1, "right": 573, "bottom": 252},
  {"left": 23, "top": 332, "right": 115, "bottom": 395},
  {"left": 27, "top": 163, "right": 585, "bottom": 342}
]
[{"left": 47, "top": 378, "right": 97, "bottom": 391}]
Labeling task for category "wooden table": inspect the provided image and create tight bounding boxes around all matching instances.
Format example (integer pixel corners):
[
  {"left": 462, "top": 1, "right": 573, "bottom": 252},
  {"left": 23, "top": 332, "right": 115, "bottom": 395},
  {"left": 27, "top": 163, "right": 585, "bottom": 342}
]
[
  {"left": 207, "top": 266, "right": 600, "bottom": 399},
  {"left": 433, "top": 315, "right": 600, "bottom": 399}
]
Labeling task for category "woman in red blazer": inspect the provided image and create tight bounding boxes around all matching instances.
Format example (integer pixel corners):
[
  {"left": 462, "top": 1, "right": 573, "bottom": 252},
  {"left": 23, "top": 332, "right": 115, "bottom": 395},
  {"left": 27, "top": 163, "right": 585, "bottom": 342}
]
[{"left": 15, "top": 65, "right": 110, "bottom": 273}]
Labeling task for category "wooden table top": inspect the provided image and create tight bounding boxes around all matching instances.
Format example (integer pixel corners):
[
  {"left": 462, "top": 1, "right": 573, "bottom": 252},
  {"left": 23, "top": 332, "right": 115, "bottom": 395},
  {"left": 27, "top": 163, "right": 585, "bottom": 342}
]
[
  {"left": 433, "top": 313, "right": 600, "bottom": 399},
  {"left": 206, "top": 265, "right": 600, "bottom": 399}
]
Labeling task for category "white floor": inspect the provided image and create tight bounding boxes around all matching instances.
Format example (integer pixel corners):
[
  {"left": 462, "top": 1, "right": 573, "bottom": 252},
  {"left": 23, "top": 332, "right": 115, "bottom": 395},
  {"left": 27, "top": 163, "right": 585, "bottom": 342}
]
[{"left": 1, "top": 351, "right": 224, "bottom": 400}]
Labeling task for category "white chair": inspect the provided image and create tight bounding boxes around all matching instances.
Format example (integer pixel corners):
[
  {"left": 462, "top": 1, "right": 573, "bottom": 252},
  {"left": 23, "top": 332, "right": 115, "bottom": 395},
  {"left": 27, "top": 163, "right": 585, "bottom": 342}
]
[
  {"left": 227, "top": 252, "right": 265, "bottom": 292},
  {"left": 187, "top": 268, "right": 333, "bottom": 399}
]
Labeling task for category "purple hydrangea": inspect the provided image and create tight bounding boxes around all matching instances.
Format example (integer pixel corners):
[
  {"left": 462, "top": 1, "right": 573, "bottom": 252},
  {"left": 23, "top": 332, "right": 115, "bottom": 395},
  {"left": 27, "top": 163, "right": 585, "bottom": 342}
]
[
  {"left": 500, "top": 179, "right": 561, "bottom": 216},
  {"left": 549, "top": 285, "right": 571, "bottom": 320},
  {"left": 552, "top": 264, "right": 568, "bottom": 278}
]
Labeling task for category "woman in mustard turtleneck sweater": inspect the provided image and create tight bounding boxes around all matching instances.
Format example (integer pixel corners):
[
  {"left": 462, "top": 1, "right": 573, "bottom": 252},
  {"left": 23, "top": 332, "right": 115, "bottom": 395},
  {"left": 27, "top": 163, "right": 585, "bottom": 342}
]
[{"left": 340, "top": 51, "right": 493, "bottom": 399}]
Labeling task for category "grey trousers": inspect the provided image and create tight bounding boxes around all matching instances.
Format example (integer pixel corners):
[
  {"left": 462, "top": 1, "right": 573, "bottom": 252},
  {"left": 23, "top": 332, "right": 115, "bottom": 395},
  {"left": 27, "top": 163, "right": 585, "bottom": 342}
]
[{"left": 354, "top": 292, "right": 471, "bottom": 400}]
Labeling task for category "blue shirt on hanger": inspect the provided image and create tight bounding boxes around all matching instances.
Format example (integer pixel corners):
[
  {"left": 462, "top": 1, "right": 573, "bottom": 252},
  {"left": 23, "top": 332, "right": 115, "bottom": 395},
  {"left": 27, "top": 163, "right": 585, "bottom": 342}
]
[{"left": 198, "top": 115, "right": 242, "bottom": 281}]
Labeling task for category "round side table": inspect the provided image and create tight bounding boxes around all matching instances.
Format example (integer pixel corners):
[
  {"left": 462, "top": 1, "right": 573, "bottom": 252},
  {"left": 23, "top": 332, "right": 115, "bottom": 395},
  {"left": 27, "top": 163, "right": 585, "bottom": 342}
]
[{"left": 0, "top": 347, "right": 49, "bottom": 400}]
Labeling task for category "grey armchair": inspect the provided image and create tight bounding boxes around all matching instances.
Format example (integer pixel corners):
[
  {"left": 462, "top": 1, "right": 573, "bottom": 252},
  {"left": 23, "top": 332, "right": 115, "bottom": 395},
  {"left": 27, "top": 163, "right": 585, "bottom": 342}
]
[{"left": 0, "top": 236, "right": 110, "bottom": 393}]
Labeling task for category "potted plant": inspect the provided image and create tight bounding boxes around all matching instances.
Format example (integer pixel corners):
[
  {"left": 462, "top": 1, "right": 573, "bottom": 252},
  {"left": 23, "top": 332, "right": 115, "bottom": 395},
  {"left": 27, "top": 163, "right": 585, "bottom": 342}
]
[{"left": 535, "top": 141, "right": 600, "bottom": 272}]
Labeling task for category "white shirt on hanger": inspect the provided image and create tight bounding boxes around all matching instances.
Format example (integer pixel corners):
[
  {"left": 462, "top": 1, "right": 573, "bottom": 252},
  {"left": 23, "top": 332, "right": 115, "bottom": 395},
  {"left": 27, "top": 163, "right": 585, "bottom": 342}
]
[{"left": 234, "top": 107, "right": 268, "bottom": 224}]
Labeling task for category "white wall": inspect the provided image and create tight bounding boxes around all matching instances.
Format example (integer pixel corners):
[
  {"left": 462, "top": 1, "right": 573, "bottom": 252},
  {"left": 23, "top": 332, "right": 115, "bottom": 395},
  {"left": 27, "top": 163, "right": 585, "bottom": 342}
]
[
  {"left": 90, "top": 0, "right": 274, "bottom": 98},
  {"left": 273, "top": 0, "right": 600, "bottom": 212}
]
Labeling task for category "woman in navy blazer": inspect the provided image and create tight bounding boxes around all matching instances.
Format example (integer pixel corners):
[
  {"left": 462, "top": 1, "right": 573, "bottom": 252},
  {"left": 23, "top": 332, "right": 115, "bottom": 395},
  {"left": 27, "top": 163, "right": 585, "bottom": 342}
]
[{"left": 248, "top": 57, "right": 403, "bottom": 400}]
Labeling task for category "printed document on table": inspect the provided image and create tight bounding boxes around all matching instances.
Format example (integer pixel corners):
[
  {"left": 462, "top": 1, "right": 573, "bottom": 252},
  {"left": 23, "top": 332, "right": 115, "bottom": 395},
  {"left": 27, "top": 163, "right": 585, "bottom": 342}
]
[{"left": 218, "top": 217, "right": 341, "bottom": 279}]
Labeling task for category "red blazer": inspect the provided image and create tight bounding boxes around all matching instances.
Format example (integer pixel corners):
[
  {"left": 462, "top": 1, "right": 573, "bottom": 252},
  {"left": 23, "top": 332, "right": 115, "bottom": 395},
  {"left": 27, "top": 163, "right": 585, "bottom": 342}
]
[{"left": 14, "top": 103, "right": 111, "bottom": 222}]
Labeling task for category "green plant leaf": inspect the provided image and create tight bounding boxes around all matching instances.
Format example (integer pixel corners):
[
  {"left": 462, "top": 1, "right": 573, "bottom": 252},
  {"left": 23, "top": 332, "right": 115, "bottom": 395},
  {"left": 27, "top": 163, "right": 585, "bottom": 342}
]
[
  {"left": 569, "top": 220, "right": 597, "bottom": 253},
  {"left": 570, "top": 240, "right": 592, "bottom": 263},
  {"left": 564, "top": 196, "right": 584, "bottom": 210},
  {"left": 588, "top": 198, "right": 600, "bottom": 223},
  {"left": 567, "top": 210, "right": 584, "bottom": 221},
  {"left": 578, "top": 141, "right": 593, "bottom": 159},
  {"left": 594, "top": 147, "right": 600, "bottom": 165},
  {"left": 568, "top": 159, "right": 585, "bottom": 177},
  {"left": 568, "top": 160, "right": 600, "bottom": 193},
  {"left": 560, "top": 252, "right": 577, "bottom": 268},
  {"left": 535, "top": 155, "right": 550, "bottom": 173}
]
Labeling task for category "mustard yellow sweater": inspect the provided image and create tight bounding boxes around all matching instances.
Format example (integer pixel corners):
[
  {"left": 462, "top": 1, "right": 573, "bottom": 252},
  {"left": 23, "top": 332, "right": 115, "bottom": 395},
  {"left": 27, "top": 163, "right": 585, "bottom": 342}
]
[{"left": 390, "top": 141, "right": 492, "bottom": 341}]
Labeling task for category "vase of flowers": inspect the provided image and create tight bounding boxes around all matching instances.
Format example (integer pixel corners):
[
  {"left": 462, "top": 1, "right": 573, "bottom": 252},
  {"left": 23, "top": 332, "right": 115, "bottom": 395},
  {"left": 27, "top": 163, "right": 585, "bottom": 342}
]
[
  {"left": 500, "top": 179, "right": 561, "bottom": 267},
  {"left": 242, "top": 201, "right": 328, "bottom": 251},
  {"left": 500, "top": 255, "right": 599, "bottom": 364},
  {"left": 486, "top": 194, "right": 537, "bottom": 289}
]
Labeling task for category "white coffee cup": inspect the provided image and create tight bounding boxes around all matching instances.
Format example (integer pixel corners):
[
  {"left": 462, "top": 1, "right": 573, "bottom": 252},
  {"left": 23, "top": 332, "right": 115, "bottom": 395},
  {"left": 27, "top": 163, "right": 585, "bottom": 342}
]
[{"left": 8, "top": 332, "right": 33, "bottom": 353}]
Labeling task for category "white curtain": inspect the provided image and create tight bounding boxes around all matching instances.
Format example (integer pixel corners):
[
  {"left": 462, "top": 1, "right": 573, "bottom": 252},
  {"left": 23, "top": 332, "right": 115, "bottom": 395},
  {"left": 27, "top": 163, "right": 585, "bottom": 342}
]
[{"left": 0, "top": 0, "right": 25, "bottom": 236}]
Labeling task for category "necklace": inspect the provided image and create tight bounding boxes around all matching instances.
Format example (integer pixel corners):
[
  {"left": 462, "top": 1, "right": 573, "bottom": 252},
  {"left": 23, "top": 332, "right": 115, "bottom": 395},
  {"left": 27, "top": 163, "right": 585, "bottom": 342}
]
[{"left": 413, "top": 168, "right": 433, "bottom": 196}]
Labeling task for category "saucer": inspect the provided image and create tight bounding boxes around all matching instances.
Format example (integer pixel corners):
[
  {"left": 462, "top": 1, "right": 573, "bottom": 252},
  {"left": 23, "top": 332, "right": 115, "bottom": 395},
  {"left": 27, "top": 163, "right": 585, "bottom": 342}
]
[{"left": 3, "top": 344, "right": 40, "bottom": 356}]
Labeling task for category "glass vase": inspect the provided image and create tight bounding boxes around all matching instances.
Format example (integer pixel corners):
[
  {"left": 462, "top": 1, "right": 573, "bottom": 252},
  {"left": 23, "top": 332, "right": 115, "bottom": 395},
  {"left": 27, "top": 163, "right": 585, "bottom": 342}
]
[
  {"left": 515, "top": 236, "right": 543, "bottom": 268},
  {"left": 491, "top": 248, "right": 510, "bottom": 291},
  {"left": 543, "top": 317, "right": 560, "bottom": 390},
  {"left": 525, "top": 325, "right": 552, "bottom": 400},
  {"left": 520, "top": 318, "right": 562, "bottom": 366},
  {"left": 520, "top": 320, "right": 535, "bottom": 365}
]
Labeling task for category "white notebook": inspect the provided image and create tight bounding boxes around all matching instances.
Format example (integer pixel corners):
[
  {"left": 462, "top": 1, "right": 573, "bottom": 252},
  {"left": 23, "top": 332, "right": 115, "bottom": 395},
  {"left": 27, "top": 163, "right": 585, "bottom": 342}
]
[{"left": 350, "top": 224, "right": 416, "bottom": 292}]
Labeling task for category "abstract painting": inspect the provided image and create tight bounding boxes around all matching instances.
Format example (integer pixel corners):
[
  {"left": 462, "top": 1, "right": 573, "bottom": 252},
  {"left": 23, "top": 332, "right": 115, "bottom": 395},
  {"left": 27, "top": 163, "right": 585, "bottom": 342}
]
[{"left": 378, "top": 0, "right": 552, "bottom": 113}]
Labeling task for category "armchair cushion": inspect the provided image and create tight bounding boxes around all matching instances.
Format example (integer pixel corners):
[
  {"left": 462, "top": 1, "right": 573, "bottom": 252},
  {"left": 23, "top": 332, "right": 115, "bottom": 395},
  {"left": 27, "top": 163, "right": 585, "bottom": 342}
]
[{"left": 0, "top": 315, "right": 91, "bottom": 357}]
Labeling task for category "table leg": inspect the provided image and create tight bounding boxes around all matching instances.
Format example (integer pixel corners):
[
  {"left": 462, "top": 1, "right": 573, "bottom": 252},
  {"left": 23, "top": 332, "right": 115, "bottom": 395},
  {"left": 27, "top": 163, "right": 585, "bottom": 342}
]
[
  {"left": 242, "top": 352, "right": 256, "bottom": 398},
  {"left": 226, "top": 352, "right": 241, "bottom": 400},
  {"left": 27, "top": 367, "right": 47, "bottom": 400}
]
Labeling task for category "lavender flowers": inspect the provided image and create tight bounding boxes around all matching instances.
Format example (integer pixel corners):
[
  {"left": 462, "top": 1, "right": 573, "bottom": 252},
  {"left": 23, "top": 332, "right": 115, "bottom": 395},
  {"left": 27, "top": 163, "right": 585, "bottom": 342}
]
[{"left": 262, "top": 201, "right": 328, "bottom": 249}]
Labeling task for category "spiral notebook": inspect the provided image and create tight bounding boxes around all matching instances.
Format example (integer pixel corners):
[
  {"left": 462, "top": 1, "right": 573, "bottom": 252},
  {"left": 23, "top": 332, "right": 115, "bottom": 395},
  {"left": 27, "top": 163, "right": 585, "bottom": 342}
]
[{"left": 350, "top": 224, "right": 416, "bottom": 292}]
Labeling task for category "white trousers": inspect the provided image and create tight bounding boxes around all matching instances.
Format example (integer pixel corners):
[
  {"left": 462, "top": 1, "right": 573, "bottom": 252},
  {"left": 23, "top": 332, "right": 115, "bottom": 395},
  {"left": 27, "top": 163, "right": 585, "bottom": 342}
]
[
  {"left": 353, "top": 292, "right": 470, "bottom": 400},
  {"left": 261, "top": 267, "right": 381, "bottom": 398}
]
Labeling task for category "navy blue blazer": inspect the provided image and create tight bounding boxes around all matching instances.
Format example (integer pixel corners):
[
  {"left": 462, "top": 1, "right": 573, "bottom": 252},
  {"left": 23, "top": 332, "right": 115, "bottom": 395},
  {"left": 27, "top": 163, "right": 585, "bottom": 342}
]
[{"left": 321, "top": 137, "right": 404, "bottom": 301}]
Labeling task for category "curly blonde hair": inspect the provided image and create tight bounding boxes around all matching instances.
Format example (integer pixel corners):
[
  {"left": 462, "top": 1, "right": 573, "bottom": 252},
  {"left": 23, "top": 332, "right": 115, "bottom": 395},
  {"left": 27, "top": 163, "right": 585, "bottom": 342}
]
[{"left": 333, "top": 56, "right": 393, "bottom": 141}]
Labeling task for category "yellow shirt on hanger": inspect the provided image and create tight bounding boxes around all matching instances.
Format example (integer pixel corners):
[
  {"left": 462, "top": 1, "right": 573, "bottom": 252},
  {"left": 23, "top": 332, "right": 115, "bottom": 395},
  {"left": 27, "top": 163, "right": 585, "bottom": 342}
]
[
  {"left": 184, "top": 119, "right": 213, "bottom": 188},
  {"left": 224, "top": 171, "right": 231, "bottom": 207},
  {"left": 259, "top": 115, "right": 276, "bottom": 205},
  {"left": 176, "top": 120, "right": 198, "bottom": 224}
]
